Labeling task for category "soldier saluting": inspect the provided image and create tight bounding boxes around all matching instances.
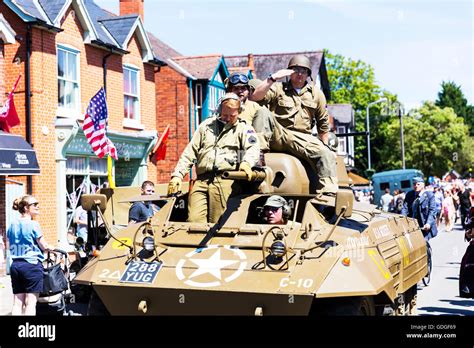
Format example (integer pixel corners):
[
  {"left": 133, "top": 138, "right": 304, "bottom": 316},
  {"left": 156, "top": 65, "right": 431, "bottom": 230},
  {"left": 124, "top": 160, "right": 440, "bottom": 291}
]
[
  {"left": 251, "top": 54, "right": 338, "bottom": 196},
  {"left": 167, "top": 93, "right": 260, "bottom": 223}
]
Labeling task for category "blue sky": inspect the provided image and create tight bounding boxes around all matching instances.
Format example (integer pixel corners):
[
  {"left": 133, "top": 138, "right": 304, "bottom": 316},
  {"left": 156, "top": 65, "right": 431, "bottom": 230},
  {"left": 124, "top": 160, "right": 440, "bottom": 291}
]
[{"left": 96, "top": 0, "right": 473, "bottom": 111}]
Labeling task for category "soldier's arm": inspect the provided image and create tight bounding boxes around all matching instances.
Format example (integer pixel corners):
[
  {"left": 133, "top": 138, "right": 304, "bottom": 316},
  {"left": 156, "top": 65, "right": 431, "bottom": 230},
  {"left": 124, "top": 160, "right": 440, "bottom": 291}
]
[
  {"left": 240, "top": 124, "right": 261, "bottom": 167},
  {"left": 425, "top": 193, "right": 437, "bottom": 228},
  {"left": 315, "top": 89, "right": 331, "bottom": 143},
  {"left": 171, "top": 127, "right": 201, "bottom": 179},
  {"left": 251, "top": 69, "right": 294, "bottom": 102},
  {"left": 401, "top": 196, "right": 409, "bottom": 216}
]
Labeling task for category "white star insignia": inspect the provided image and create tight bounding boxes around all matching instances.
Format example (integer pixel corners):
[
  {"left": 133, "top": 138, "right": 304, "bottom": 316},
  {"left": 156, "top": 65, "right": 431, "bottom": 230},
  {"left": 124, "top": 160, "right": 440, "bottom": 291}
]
[{"left": 188, "top": 249, "right": 239, "bottom": 280}]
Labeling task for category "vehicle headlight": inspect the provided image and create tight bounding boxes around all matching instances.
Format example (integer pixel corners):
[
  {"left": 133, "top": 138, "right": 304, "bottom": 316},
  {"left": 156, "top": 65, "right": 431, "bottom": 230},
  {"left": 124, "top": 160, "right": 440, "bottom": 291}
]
[
  {"left": 270, "top": 240, "right": 286, "bottom": 258},
  {"left": 142, "top": 236, "right": 155, "bottom": 252}
]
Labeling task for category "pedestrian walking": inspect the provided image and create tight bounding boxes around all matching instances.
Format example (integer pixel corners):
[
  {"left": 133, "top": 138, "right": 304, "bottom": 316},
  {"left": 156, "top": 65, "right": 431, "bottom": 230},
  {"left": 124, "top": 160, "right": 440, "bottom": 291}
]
[{"left": 6, "top": 195, "right": 54, "bottom": 315}]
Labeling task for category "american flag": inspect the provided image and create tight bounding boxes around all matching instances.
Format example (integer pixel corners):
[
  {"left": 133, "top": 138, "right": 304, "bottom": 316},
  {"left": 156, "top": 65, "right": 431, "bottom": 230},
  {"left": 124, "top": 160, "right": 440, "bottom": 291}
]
[{"left": 82, "top": 88, "right": 118, "bottom": 160}]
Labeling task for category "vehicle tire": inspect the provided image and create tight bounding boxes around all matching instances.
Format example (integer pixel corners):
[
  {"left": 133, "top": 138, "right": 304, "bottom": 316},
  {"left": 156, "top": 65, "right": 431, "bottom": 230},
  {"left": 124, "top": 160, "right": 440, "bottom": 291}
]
[
  {"left": 395, "top": 296, "right": 407, "bottom": 316},
  {"left": 87, "top": 289, "right": 110, "bottom": 316},
  {"left": 422, "top": 242, "right": 432, "bottom": 286},
  {"left": 324, "top": 296, "right": 376, "bottom": 316}
]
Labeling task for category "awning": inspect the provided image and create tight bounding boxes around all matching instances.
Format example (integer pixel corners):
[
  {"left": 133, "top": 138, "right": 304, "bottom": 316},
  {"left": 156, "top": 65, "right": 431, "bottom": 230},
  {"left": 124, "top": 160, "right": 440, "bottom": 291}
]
[
  {"left": 0, "top": 131, "right": 40, "bottom": 175},
  {"left": 348, "top": 171, "right": 369, "bottom": 185}
]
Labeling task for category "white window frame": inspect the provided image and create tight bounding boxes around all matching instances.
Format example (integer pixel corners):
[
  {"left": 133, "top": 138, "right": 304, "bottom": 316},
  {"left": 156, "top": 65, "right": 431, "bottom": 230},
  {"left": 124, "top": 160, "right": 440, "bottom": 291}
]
[
  {"left": 57, "top": 44, "right": 81, "bottom": 118},
  {"left": 337, "top": 125, "right": 346, "bottom": 154},
  {"left": 123, "top": 64, "right": 143, "bottom": 130},
  {"left": 208, "top": 85, "right": 224, "bottom": 115}
]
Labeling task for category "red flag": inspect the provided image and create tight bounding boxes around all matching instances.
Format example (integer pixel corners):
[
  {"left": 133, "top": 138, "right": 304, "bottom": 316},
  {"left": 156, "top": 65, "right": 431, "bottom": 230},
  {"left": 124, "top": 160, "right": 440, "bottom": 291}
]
[
  {"left": 0, "top": 75, "right": 21, "bottom": 132},
  {"left": 153, "top": 125, "right": 170, "bottom": 161},
  {"left": 82, "top": 88, "right": 118, "bottom": 160}
]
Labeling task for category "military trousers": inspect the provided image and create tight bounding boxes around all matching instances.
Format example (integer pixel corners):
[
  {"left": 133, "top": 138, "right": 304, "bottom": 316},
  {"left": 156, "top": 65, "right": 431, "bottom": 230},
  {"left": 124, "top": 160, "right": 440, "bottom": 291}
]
[
  {"left": 253, "top": 108, "right": 338, "bottom": 194},
  {"left": 187, "top": 175, "right": 241, "bottom": 223}
]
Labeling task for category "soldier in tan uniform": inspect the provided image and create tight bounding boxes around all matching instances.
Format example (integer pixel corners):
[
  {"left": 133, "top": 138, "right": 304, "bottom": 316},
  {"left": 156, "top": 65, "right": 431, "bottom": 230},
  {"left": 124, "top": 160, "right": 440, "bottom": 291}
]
[
  {"left": 225, "top": 73, "right": 261, "bottom": 124},
  {"left": 225, "top": 74, "right": 272, "bottom": 153},
  {"left": 167, "top": 93, "right": 260, "bottom": 223},
  {"left": 251, "top": 54, "right": 338, "bottom": 195}
]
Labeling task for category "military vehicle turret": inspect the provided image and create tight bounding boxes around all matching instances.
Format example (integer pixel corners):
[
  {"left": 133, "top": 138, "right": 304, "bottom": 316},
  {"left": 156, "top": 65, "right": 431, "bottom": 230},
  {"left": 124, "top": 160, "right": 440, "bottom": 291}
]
[{"left": 73, "top": 153, "right": 427, "bottom": 315}]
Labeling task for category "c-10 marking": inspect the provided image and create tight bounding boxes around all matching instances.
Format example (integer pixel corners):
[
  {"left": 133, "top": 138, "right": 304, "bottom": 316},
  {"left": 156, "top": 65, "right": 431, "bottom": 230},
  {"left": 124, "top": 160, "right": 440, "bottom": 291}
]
[{"left": 280, "top": 278, "right": 314, "bottom": 288}]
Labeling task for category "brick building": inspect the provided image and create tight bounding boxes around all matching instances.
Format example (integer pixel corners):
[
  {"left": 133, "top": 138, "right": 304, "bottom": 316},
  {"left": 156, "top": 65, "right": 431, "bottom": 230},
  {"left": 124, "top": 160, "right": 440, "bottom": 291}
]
[{"left": 0, "top": 0, "right": 164, "bottom": 248}]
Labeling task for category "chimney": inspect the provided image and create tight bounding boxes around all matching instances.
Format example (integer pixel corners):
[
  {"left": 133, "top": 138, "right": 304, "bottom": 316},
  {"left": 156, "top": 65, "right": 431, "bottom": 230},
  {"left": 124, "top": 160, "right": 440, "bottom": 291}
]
[
  {"left": 120, "top": 0, "right": 144, "bottom": 22},
  {"left": 247, "top": 53, "right": 255, "bottom": 78}
]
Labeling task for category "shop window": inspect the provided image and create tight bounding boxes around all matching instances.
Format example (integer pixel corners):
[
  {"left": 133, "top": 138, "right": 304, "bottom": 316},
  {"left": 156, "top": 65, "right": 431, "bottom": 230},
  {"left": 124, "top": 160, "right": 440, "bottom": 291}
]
[
  {"left": 57, "top": 45, "right": 80, "bottom": 114},
  {"left": 124, "top": 66, "right": 140, "bottom": 120},
  {"left": 65, "top": 156, "right": 108, "bottom": 235}
]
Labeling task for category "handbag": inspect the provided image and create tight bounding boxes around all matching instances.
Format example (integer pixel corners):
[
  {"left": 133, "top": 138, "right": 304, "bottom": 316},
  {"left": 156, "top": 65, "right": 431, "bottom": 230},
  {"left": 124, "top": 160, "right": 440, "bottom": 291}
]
[{"left": 42, "top": 261, "right": 69, "bottom": 296}]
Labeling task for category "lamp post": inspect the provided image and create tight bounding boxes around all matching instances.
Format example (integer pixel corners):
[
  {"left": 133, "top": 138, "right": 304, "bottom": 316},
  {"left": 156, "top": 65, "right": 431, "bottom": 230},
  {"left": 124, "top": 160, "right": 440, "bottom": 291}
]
[
  {"left": 393, "top": 101, "right": 406, "bottom": 169},
  {"left": 366, "top": 98, "right": 387, "bottom": 170}
]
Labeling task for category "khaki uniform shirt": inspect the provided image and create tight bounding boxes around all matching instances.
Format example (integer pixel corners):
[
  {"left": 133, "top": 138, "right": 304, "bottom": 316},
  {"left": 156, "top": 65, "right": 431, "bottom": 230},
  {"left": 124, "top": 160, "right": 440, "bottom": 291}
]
[
  {"left": 261, "top": 81, "right": 330, "bottom": 134},
  {"left": 172, "top": 116, "right": 260, "bottom": 179},
  {"left": 239, "top": 100, "right": 262, "bottom": 124}
]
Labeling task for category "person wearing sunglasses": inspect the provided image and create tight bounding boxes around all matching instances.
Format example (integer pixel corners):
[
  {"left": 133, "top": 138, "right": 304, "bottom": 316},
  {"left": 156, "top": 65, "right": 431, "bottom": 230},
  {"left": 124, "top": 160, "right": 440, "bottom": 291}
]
[
  {"left": 128, "top": 180, "right": 159, "bottom": 225},
  {"left": 168, "top": 93, "right": 260, "bottom": 223},
  {"left": 249, "top": 54, "right": 338, "bottom": 196},
  {"left": 7, "top": 195, "right": 54, "bottom": 315},
  {"left": 401, "top": 177, "right": 438, "bottom": 241}
]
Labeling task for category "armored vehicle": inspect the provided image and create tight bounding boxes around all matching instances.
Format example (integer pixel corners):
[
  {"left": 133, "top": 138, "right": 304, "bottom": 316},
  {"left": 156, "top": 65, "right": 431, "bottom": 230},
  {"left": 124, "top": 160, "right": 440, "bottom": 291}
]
[{"left": 73, "top": 153, "right": 427, "bottom": 315}]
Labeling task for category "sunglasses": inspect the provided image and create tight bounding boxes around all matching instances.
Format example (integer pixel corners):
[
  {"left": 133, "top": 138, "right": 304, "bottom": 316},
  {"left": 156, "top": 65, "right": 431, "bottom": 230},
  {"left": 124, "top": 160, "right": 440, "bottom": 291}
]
[
  {"left": 293, "top": 67, "right": 309, "bottom": 74},
  {"left": 264, "top": 206, "right": 280, "bottom": 213},
  {"left": 229, "top": 74, "right": 249, "bottom": 85},
  {"left": 145, "top": 189, "right": 155, "bottom": 193}
]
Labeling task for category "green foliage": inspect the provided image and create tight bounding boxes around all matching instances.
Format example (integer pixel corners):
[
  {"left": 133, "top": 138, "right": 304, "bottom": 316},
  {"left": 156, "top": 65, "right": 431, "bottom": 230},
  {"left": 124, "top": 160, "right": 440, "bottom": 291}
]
[
  {"left": 378, "top": 102, "right": 471, "bottom": 177},
  {"left": 324, "top": 50, "right": 397, "bottom": 172},
  {"left": 435, "top": 81, "right": 474, "bottom": 136}
]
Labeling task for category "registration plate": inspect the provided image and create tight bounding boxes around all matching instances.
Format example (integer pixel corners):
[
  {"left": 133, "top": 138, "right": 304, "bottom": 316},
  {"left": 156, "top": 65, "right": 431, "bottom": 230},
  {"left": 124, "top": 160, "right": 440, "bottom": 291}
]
[{"left": 119, "top": 261, "right": 163, "bottom": 284}]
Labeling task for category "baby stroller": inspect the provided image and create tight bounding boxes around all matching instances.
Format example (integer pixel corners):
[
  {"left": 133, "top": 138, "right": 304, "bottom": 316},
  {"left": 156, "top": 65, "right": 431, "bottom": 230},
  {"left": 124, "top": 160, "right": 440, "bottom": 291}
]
[{"left": 37, "top": 249, "right": 72, "bottom": 315}]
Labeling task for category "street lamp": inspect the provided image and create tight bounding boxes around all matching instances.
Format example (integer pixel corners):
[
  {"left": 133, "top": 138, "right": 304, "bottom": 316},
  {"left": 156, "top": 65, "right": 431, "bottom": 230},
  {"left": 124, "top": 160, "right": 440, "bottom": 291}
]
[
  {"left": 392, "top": 101, "right": 406, "bottom": 169},
  {"left": 366, "top": 97, "right": 387, "bottom": 170}
]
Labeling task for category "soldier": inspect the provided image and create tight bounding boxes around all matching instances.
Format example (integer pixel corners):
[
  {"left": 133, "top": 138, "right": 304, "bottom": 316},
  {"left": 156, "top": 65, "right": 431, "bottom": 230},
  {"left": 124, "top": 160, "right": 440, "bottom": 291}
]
[
  {"left": 225, "top": 74, "right": 272, "bottom": 153},
  {"left": 262, "top": 195, "right": 291, "bottom": 225},
  {"left": 251, "top": 54, "right": 338, "bottom": 195},
  {"left": 167, "top": 93, "right": 260, "bottom": 223},
  {"left": 225, "top": 73, "right": 260, "bottom": 124}
]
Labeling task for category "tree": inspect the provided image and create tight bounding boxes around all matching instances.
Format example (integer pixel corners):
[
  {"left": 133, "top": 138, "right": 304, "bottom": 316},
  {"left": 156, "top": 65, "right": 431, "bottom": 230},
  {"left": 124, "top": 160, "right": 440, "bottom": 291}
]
[
  {"left": 378, "top": 102, "right": 471, "bottom": 177},
  {"left": 435, "top": 81, "right": 474, "bottom": 136},
  {"left": 325, "top": 50, "right": 397, "bottom": 173}
]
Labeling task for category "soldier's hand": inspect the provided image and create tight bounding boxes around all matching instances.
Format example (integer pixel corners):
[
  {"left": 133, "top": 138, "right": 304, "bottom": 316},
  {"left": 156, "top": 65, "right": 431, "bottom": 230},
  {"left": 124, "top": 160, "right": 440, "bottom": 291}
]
[
  {"left": 167, "top": 177, "right": 182, "bottom": 196},
  {"left": 272, "top": 69, "right": 295, "bottom": 80},
  {"left": 239, "top": 162, "right": 254, "bottom": 181}
]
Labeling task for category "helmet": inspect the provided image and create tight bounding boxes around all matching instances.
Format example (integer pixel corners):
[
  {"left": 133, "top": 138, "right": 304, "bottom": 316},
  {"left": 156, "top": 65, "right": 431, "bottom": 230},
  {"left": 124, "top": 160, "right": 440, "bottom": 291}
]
[
  {"left": 287, "top": 55, "right": 312, "bottom": 75},
  {"left": 327, "top": 132, "right": 338, "bottom": 152},
  {"left": 249, "top": 78, "right": 262, "bottom": 92},
  {"left": 217, "top": 92, "right": 243, "bottom": 114},
  {"left": 264, "top": 195, "right": 291, "bottom": 220}
]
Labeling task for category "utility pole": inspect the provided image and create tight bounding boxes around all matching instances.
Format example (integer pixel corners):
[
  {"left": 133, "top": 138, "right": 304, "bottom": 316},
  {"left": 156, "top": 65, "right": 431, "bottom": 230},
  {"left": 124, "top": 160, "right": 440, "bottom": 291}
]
[
  {"left": 396, "top": 102, "right": 406, "bottom": 169},
  {"left": 366, "top": 98, "right": 387, "bottom": 170}
]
